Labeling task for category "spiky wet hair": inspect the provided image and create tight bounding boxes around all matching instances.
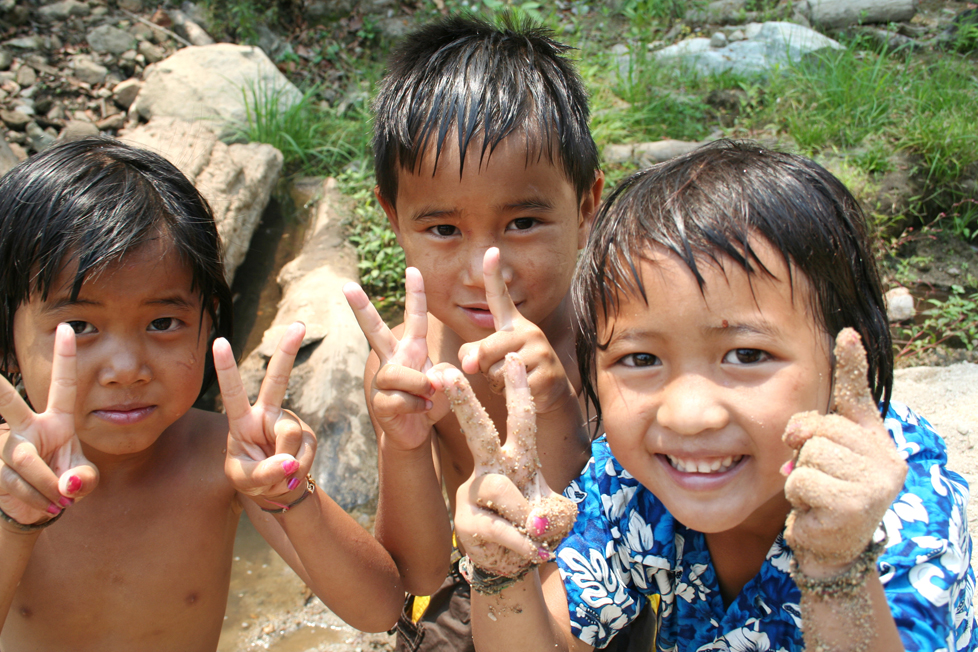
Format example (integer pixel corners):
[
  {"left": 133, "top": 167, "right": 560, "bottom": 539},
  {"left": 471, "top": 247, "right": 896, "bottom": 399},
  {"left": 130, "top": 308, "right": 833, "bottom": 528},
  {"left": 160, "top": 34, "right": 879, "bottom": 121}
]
[
  {"left": 574, "top": 139, "right": 892, "bottom": 427},
  {"left": 372, "top": 13, "right": 599, "bottom": 207},
  {"left": 0, "top": 137, "right": 233, "bottom": 398}
]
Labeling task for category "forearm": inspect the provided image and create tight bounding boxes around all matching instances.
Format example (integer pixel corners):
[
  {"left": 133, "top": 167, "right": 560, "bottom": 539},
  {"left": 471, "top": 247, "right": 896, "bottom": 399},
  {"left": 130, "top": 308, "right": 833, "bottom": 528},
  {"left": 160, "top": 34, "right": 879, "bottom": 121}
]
[
  {"left": 470, "top": 570, "right": 575, "bottom": 652},
  {"left": 798, "top": 569, "right": 904, "bottom": 651},
  {"left": 272, "top": 488, "right": 405, "bottom": 632},
  {"left": 374, "top": 437, "right": 453, "bottom": 595},
  {"left": 535, "top": 392, "right": 590, "bottom": 493},
  {"left": 0, "top": 526, "right": 40, "bottom": 632}
]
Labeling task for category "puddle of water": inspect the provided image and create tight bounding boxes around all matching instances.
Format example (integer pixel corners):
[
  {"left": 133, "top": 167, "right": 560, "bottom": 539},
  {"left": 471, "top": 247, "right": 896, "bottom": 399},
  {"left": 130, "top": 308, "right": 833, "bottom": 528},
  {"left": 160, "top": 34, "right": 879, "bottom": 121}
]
[{"left": 266, "top": 624, "right": 347, "bottom": 651}]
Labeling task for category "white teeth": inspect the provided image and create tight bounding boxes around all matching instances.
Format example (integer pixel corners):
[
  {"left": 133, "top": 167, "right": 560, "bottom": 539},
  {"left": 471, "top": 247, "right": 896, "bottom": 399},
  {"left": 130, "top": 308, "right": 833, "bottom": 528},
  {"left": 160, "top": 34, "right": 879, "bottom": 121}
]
[{"left": 667, "top": 454, "right": 743, "bottom": 474}]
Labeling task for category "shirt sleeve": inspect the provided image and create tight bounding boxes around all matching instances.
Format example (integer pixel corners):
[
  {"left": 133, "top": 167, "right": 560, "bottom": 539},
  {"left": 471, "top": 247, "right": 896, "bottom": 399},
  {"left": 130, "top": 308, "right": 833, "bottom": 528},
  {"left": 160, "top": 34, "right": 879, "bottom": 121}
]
[
  {"left": 556, "top": 438, "right": 676, "bottom": 649},
  {"left": 879, "top": 402, "right": 977, "bottom": 652}
]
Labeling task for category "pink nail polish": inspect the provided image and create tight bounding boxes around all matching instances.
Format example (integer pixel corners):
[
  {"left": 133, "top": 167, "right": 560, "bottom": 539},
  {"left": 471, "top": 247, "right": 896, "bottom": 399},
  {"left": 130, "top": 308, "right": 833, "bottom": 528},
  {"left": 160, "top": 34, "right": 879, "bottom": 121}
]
[
  {"left": 781, "top": 459, "right": 795, "bottom": 476},
  {"left": 58, "top": 497, "right": 74, "bottom": 508},
  {"left": 538, "top": 547, "right": 552, "bottom": 561},
  {"left": 282, "top": 460, "right": 299, "bottom": 475},
  {"left": 47, "top": 504, "right": 61, "bottom": 515},
  {"left": 530, "top": 515, "right": 549, "bottom": 537},
  {"left": 287, "top": 477, "right": 300, "bottom": 491},
  {"left": 66, "top": 475, "right": 82, "bottom": 494}
]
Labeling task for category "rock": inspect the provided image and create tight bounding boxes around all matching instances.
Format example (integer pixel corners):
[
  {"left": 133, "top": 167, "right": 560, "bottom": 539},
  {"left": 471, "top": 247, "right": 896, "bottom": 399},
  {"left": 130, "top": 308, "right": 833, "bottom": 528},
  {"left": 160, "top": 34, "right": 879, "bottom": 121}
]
[
  {"left": 119, "top": 0, "right": 144, "bottom": 11},
  {"left": 70, "top": 55, "right": 108, "bottom": 85},
  {"left": 6, "top": 141, "right": 26, "bottom": 161},
  {"left": 132, "top": 44, "right": 302, "bottom": 139},
  {"left": 603, "top": 143, "right": 634, "bottom": 165},
  {"left": 655, "top": 21, "right": 842, "bottom": 77},
  {"left": 1, "top": 108, "right": 30, "bottom": 130},
  {"left": 26, "top": 121, "right": 56, "bottom": 152},
  {"left": 38, "top": 0, "right": 91, "bottom": 22},
  {"left": 96, "top": 113, "right": 125, "bottom": 130},
  {"left": 87, "top": 24, "right": 137, "bottom": 55},
  {"left": 168, "top": 8, "right": 215, "bottom": 46},
  {"left": 0, "top": 50, "right": 10, "bottom": 71},
  {"left": 112, "top": 78, "right": 141, "bottom": 108},
  {"left": 710, "top": 31, "right": 729, "bottom": 48},
  {"left": 809, "top": 0, "right": 916, "bottom": 29},
  {"left": 60, "top": 119, "right": 100, "bottom": 141},
  {"left": 885, "top": 286, "right": 915, "bottom": 322},
  {"left": 237, "top": 179, "right": 379, "bottom": 517},
  {"left": 15, "top": 64, "right": 35, "bottom": 87},
  {"left": 634, "top": 139, "right": 704, "bottom": 165},
  {"left": 0, "top": 137, "right": 19, "bottom": 176},
  {"left": 137, "top": 40, "right": 164, "bottom": 63},
  {"left": 119, "top": 117, "right": 283, "bottom": 281},
  {"left": 4, "top": 36, "right": 44, "bottom": 51}
]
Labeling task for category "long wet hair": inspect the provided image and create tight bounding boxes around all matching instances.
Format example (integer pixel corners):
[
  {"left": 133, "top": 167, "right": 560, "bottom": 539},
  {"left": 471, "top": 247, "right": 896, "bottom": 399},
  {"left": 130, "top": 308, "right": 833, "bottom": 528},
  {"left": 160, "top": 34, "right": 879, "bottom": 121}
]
[
  {"left": 575, "top": 140, "right": 891, "bottom": 427},
  {"left": 0, "top": 137, "right": 233, "bottom": 398},
  {"left": 372, "top": 13, "right": 599, "bottom": 207}
]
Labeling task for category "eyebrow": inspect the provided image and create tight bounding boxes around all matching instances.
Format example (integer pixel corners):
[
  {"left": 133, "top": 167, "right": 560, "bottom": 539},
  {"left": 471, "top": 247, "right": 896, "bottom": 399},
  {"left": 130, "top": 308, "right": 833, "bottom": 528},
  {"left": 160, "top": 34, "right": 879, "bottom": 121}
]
[
  {"left": 603, "top": 320, "right": 783, "bottom": 347},
  {"left": 408, "top": 197, "right": 556, "bottom": 223},
  {"left": 40, "top": 294, "right": 199, "bottom": 314}
]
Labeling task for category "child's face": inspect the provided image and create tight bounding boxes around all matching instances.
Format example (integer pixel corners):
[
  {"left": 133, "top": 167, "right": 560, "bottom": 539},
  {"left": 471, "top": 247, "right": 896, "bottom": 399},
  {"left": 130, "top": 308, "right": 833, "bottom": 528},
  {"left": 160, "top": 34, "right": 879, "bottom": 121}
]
[
  {"left": 379, "top": 135, "right": 600, "bottom": 342},
  {"left": 11, "top": 238, "right": 210, "bottom": 458},
  {"left": 595, "top": 240, "right": 833, "bottom": 538}
]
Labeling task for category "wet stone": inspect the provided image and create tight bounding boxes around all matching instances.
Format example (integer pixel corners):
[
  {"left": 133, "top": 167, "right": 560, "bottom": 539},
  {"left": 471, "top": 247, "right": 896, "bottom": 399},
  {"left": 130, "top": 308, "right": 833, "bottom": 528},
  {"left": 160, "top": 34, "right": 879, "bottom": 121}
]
[{"left": 15, "top": 65, "right": 35, "bottom": 87}]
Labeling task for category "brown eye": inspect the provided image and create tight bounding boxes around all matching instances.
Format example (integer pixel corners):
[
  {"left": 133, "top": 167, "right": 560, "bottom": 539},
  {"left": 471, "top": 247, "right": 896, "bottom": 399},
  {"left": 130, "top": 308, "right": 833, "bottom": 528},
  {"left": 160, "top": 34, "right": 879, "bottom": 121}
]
[
  {"left": 723, "top": 348, "right": 769, "bottom": 364},
  {"left": 149, "top": 318, "right": 175, "bottom": 331},
  {"left": 622, "top": 352, "right": 659, "bottom": 367}
]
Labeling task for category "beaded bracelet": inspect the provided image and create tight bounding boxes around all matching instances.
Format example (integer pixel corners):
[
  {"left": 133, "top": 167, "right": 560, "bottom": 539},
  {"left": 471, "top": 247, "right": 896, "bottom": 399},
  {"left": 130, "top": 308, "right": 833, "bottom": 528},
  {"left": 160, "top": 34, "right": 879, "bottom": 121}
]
[
  {"left": 790, "top": 533, "right": 887, "bottom": 600},
  {"left": 458, "top": 555, "right": 533, "bottom": 596},
  {"left": 0, "top": 504, "right": 64, "bottom": 533},
  {"left": 260, "top": 474, "right": 316, "bottom": 514}
]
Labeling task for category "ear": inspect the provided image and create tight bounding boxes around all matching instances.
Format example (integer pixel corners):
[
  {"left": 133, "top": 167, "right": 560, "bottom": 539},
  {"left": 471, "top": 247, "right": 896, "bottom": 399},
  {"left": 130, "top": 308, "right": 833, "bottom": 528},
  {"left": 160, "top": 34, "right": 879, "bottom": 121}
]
[
  {"left": 578, "top": 170, "right": 605, "bottom": 250},
  {"left": 374, "top": 186, "right": 402, "bottom": 242}
]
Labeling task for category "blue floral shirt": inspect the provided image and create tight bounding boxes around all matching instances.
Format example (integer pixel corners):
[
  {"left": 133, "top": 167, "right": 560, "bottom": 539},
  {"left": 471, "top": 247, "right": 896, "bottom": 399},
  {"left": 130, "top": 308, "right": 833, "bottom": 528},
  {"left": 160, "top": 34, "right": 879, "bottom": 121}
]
[{"left": 556, "top": 402, "right": 976, "bottom": 651}]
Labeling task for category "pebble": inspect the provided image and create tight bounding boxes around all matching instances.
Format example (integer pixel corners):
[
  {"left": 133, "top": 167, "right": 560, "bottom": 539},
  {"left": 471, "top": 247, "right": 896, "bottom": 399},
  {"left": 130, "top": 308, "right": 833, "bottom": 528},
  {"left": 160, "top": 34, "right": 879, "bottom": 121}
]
[
  {"left": 0, "top": 108, "right": 30, "bottom": 129},
  {"left": 15, "top": 65, "right": 35, "bottom": 88}
]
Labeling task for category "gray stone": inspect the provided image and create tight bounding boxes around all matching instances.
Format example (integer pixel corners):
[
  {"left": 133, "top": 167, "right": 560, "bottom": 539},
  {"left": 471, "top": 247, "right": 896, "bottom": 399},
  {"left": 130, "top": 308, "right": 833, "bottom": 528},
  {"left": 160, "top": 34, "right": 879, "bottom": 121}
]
[
  {"left": 0, "top": 137, "right": 19, "bottom": 176},
  {"left": 809, "top": 0, "right": 916, "bottom": 29},
  {"left": 137, "top": 40, "right": 164, "bottom": 63},
  {"left": 96, "top": 113, "right": 125, "bottom": 130},
  {"left": 634, "top": 139, "right": 704, "bottom": 165},
  {"left": 603, "top": 143, "right": 634, "bottom": 165},
  {"left": 38, "top": 0, "right": 90, "bottom": 22},
  {"left": 729, "top": 29, "right": 746, "bottom": 41},
  {"left": 118, "top": 0, "right": 144, "bottom": 11},
  {"left": 112, "top": 77, "right": 140, "bottom": 108},
  {"left": 15, "top": 64, "right": 35, "bottom": 87},
  {"left": 0, "top": 108, "right": 30, "bottom": 130},
  {"left": 237, "top": 179, "right": 378, "bottom": 517},
  {"left": 132, "top": 44, "right": 302, "bottom": 139},
  {"left": 60, "top": 119, "right": 100, "bottom": 141},
  {"left": 885, "top": 287, "right": 914, "bottom": 322},
  {"left": 87, "top": 24, "right": 137, "bottom": 55},
  {"left": 70, "top": 55, "right": 107, "bottom": 85},
  {"left": 4, "top": 36, "right": 44, "bottom": 50},
  {"left": 168, "top": 9, "right": 214, "bottom": 46},
  {"left": 26, "top": 121, "right": 56, "bottom": 152},
  {"left": 655, "top": 22, "right": 842, "bottom": 78},
  {"left": 710, "top": 31, "right": 728, "bottom": 48},
  {"left": 119, "top": 117, "right": 283, "bottom": 281},
  {"left": 0, "top": 50, "right": 10, "bottom": 71}
]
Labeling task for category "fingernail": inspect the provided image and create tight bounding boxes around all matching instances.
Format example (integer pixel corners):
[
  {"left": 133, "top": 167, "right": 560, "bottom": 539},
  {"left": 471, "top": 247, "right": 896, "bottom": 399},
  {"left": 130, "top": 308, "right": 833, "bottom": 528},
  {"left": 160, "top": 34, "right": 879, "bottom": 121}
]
[
  {"left": 781, "top": 459, "right": 795, "bottom": 476},
  {"left": 47, "top": 503, "right": 62, "bottom": 515},
  {"left": 282, "top": 459, "right": 299, "bottom": 475},
  {"left": 58, "top": 496, "right": 74, "bottom": 508},
  {"left": 425, "top": 399, "right": 433, "bottom": 411},
  {"left": 530, "top": 515, "right": 549, "bottom": 537},
  {"left": 538, "top": 547, "right": 553, "bottom": 561},
  {"left": 66, "top": 475, "right": 82, "bottom": 494},
  {"left": 287, "top": 477, "right": 300, "bottom": 491}
]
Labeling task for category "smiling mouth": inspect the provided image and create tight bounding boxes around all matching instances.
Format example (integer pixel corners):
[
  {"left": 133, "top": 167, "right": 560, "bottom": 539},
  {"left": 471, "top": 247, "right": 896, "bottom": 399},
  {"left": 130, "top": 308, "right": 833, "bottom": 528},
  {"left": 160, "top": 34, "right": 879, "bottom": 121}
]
[
  {"left": 666, "top": 454, "right": 744, "bottom": 474},
  {"left": 92, "top": 406, "right": 156, "bottom": 425}
]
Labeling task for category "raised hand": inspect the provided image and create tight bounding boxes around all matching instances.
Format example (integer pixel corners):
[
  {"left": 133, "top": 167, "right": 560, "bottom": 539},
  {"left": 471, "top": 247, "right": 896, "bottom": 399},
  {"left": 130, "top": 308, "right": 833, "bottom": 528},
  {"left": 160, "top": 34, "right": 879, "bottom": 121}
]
[
  {"left": 782, "top": 328, "right": 908, "bottom": 571},
  {"left": 343, "top": 268, "right": 447, "bottom": 451},
  {"left": 0, "top": 324, "right": 97, "bottom": 527},
  {"left": 213, "top": 322, "right": 315, "bottom": 500},
  {"left": 458, "top": 248, "right": 577, "bottom": 416},
  {"left": 432, "top": 354, "right": 577, "bottom": 578}
]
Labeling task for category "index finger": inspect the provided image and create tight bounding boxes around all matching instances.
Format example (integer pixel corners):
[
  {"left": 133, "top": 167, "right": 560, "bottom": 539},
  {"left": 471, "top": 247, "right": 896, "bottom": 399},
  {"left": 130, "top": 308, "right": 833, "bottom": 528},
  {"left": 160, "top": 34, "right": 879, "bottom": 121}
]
[
  {"left": 484, "top": 248, "right": 519, "bottom": 332},
  {"left": 400, "top": 267, "right": 429, "bottom": 344},
  {"left": 213, "top": 336, "right": 253, "bottom": 424},
  {"left": 343, "top": 281, "right": 398, "bottom": 363},
  {"left": 830, "top": 328, "right": 881, "bottom": 428},
  {"left": 45, "top": 323, "right": 77, "bottom": 418},
  {"left": 255, "top": 321, "right": 305, "bottom": 410}
]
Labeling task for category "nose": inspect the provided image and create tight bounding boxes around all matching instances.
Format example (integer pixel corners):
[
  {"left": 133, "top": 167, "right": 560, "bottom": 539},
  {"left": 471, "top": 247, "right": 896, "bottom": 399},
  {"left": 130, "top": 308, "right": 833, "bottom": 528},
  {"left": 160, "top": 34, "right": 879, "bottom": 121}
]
[
  {"left": 460, "top": 244, "right": 515, "bottom": 289},
  {"left": 96, "top": 337, "right": 151, "bottom": 387},
  {"left": 655, "top": 372, "right": 730, "bottom": 436}
]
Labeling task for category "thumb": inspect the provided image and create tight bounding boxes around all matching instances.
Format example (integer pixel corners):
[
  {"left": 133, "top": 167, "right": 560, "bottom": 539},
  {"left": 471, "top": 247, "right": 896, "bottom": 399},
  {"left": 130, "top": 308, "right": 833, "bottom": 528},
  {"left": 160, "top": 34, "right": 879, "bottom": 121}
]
[
  {"left": 55, "top": 437, "right": 99, "bottom": 499},
  {"left": 830, "top": 328, "right": 881, "bottom": 428}
]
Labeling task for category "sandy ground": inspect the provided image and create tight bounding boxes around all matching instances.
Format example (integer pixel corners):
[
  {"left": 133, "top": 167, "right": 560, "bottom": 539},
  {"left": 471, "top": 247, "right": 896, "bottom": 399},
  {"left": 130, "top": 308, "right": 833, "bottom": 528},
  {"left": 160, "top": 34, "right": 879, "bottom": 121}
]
[{"left": 217, "top": 362, "right": 978, "bottom": 651}]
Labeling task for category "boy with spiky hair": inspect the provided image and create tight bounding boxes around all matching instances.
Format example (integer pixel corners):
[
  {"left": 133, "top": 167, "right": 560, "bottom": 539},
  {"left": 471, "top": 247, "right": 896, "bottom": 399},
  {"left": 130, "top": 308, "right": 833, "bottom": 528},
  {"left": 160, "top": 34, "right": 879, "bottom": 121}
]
[{"left": 344, "top": 14, "right": 604, "bottom": 651}]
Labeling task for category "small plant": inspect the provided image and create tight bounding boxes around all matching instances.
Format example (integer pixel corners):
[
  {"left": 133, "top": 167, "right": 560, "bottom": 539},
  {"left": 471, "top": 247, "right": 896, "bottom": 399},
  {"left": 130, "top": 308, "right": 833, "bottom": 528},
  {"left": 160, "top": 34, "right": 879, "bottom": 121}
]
[{"left": 895, "top": 285, "right": 978, "bottom": 360}]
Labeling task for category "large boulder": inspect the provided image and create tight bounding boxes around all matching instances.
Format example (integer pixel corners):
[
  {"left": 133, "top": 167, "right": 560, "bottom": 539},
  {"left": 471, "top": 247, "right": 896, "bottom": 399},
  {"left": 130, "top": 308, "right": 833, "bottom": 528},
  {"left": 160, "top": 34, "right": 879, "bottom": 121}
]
[
  {"left": 236, "top": 179, "right": 378, "bottom": 521},
  {"left": 119, "top": 117, "right": 283, "bottom": 282},
  {"left": 130, "top": 44, "right": 302, "bottom": 139},
  {"left": 654, "top": 21, "right": 842, "bottom": 77}
]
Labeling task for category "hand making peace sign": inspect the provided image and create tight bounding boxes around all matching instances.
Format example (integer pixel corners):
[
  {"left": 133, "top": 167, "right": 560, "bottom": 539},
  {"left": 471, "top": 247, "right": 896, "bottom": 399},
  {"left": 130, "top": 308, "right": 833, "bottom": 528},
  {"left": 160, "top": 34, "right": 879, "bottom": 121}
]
[
  {"left": 0, "top": 324, "right": 98, "bottom": 528},
  {"left": 212, "top": 322, "right": 315, "bottom": 500}
]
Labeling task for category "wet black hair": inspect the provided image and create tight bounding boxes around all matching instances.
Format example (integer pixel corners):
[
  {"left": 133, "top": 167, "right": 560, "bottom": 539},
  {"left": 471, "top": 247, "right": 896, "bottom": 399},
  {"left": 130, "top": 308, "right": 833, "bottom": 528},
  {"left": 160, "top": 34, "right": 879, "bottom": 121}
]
[
  {"left": 372, "top": 13, "right": 599, "bottom": 208},
  {"left": 0, "top": 137, "right": 233, "bottom": 398},
  {"left": 575, "top": 139, "right": 892, "bottom": 427}
]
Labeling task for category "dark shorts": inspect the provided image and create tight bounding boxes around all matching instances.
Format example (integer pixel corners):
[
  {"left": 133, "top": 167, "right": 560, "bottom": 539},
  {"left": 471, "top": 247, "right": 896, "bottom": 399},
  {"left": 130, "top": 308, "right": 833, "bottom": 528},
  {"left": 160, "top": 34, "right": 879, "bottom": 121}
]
[{"left": 394, "top": 563, "right": 474, "bottom": 652}]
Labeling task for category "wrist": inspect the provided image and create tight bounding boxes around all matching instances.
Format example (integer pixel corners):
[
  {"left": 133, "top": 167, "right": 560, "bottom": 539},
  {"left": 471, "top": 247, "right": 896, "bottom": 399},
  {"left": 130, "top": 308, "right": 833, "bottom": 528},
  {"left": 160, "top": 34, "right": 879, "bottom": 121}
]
[
  {"left": 254, "top": 474, "right": 316, "bottom": 513},
  {"left": 0, "top": 505, "right": 63, "bottom": 535}
]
